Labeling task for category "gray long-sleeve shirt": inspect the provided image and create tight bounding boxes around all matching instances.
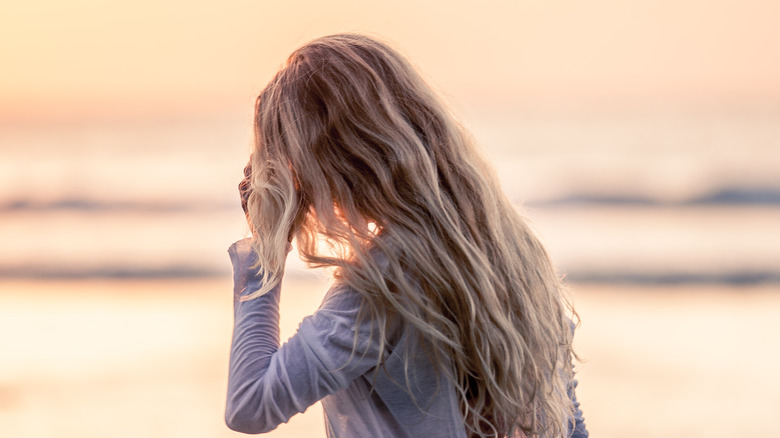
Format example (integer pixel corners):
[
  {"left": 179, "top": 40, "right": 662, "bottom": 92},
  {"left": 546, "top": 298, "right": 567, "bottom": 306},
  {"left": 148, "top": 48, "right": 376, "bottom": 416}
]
[{"left": 225, "top": 239, "right": 588, "bottom": 437}]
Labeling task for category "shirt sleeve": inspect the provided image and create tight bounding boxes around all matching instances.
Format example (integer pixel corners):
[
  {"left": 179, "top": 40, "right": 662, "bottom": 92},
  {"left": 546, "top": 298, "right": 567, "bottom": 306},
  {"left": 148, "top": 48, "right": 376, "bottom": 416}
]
[
  {"left": 224, "top": 240, "right": 390, "bottom": 434},
  {"left": 567, "top": 377, "right": 588, "bottom": 437},
  {"left": 566, "top": 321, "right": 588, "bottom": 438}
]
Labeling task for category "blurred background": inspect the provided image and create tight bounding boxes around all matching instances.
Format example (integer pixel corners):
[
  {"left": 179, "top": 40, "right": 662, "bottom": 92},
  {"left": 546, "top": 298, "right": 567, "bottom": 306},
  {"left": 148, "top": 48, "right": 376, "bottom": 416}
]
[{"left": 1, "top": 0, "right": 779, "bottom": 437}]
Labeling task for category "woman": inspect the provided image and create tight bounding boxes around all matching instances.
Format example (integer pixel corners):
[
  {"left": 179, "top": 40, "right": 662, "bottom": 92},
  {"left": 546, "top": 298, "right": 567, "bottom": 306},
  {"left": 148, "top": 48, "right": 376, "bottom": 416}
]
[{"left": 226, "top": 33, "right": 587, "bottom": 438}]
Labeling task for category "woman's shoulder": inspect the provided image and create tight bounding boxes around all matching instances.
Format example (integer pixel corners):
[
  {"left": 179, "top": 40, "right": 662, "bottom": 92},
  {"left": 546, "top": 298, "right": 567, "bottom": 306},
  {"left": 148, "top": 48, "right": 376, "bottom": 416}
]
[{"left": 310, "top": 280, "right": 405, "bottom": 345}]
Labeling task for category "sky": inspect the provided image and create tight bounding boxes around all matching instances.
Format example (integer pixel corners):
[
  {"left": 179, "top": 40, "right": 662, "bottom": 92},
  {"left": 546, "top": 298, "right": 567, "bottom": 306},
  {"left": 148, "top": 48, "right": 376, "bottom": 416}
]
[{"left": 1, "top": 0, "right": 779, "bottom": 119}]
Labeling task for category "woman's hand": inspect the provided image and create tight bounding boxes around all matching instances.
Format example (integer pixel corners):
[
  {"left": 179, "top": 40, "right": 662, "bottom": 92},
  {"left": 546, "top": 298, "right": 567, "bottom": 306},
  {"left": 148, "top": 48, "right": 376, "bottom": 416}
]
[
  {"left": 239, "top": 156, "right": 302, "bottom": 244},
  {"left": 228, "top": 236, "right": 293, "bottom": 300},
  {"left": 239, "top": 159, "right": 253, "bottom": 231},
  {"left": 228, "top": 238, "right": 262, "bottom": 300}
]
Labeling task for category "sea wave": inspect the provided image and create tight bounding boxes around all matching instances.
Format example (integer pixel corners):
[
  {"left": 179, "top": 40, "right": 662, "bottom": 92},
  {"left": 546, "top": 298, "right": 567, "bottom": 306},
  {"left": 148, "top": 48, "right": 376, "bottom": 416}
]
[
  {"left": 528, "top": 187, "right": 780, "bottom": 207},
  {"left": 3, "top": 264, "right": 778, "bottom": 285},
  {"left": 3, "top": 185, "right": 780, "bottom": 213},
  {"left": 0, "top": 198, "right": 237, "bottom": 213}
]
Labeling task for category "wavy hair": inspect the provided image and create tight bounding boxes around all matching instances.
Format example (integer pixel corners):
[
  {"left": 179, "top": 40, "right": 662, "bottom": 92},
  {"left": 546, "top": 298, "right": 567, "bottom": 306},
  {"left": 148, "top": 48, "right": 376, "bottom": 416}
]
[{"left": 243, "top": 33, "right": 577, "bottom": 438}]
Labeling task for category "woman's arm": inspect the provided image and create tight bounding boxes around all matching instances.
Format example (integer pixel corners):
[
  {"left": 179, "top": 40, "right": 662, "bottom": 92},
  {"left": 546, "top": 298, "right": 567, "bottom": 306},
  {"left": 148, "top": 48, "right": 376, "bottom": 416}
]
[{"left": 225, "top": 239, "right": 388, "bottom": 434}]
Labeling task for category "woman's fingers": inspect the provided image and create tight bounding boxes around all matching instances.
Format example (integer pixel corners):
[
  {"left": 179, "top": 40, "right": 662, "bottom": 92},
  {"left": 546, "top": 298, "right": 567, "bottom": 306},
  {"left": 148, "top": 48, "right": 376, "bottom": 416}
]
[{"left": 239, "top": 160, "right": 252, "bottom": 215}]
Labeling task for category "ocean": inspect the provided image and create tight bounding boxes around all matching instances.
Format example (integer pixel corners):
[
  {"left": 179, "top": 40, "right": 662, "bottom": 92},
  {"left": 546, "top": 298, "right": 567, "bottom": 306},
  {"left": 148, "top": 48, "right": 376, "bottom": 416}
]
[{"left": 1, "top": 106, "right": 779, "bottom": 284}]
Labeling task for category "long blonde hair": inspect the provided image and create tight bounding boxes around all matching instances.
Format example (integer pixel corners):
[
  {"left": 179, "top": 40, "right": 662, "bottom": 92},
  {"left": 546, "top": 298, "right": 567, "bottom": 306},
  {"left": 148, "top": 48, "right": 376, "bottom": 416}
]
[{"left": 244, "top": 33, "right": 577, "bottom": 438}]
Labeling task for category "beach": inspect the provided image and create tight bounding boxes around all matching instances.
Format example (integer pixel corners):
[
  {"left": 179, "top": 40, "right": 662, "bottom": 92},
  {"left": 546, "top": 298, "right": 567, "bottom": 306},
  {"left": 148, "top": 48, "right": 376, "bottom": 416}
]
[{"left": 1, "top": 278, "right": 778, "bottom": 438}]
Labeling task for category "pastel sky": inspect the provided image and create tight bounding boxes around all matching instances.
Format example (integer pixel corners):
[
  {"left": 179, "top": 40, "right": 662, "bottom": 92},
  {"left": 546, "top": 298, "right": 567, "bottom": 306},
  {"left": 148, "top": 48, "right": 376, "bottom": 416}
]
[{"left": 2, "top": 0, "right": 779, "bottom": 118}]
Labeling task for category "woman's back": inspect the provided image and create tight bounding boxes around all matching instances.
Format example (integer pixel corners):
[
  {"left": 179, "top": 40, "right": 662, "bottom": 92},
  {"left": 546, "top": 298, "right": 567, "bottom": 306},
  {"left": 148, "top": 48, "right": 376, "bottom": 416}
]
[{"left": 303, "top": 285, "right": 468, "bottom": 437}]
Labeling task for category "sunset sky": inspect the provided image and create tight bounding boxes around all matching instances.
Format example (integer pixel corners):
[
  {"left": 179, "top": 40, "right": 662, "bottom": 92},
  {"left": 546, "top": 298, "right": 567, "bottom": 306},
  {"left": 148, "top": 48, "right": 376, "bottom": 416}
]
[{"left": 2, "top": 0, "right": 779, "bottom": 118}]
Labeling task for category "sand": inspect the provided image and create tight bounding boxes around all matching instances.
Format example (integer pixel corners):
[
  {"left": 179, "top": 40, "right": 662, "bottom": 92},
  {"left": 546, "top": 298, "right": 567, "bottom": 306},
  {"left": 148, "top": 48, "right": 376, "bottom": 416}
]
[{"left": 0, "top": 278, "right": 778, "bottom": 437}]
